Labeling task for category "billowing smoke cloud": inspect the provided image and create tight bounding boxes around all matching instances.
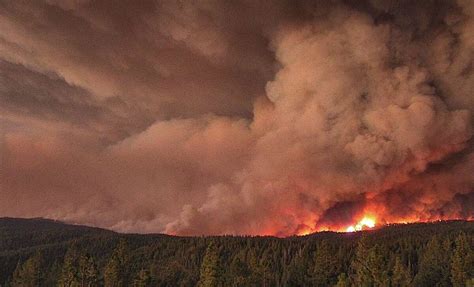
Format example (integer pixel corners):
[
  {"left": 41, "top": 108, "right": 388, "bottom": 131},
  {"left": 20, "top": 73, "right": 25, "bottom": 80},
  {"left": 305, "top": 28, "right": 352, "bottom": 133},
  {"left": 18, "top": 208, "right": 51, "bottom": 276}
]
[{"left": 0, "top": 0, "right": 473, "bottom": 236}]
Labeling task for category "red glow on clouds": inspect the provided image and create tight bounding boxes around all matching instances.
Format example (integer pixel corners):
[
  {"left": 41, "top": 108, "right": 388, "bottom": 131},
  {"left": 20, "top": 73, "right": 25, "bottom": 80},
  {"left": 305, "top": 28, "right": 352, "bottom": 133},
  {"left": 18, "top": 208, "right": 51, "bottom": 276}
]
[{"left": 295, "top": 204, "right": 474, "bottom": 236}]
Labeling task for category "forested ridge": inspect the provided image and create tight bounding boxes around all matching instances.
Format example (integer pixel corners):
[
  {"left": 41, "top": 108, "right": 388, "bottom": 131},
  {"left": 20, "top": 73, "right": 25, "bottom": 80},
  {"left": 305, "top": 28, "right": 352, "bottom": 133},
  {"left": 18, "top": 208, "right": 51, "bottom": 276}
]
[{"left": 0, "top": 218, "right": 473, "bottom": 286}]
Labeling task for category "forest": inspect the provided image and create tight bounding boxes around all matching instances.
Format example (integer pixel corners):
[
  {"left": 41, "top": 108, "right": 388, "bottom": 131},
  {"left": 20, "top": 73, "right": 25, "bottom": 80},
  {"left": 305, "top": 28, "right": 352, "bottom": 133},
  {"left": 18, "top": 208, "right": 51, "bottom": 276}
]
[{"left": 0, "top": 218, "right": 473, "bottom": 286}]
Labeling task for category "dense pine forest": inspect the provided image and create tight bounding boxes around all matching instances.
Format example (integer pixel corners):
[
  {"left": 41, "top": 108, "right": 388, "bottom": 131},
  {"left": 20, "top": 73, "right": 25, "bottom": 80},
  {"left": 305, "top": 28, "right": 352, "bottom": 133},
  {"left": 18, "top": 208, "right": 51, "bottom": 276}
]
[{"left": 0, "top": 218, "right": 473, "bottom": 286}]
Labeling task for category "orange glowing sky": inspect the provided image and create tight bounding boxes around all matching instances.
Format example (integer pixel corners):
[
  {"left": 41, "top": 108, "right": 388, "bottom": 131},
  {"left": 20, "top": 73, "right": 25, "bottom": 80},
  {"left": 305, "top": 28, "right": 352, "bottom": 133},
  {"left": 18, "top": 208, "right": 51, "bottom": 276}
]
[{"left": 0, "top": 0, "right": 473, "bottom": 236}]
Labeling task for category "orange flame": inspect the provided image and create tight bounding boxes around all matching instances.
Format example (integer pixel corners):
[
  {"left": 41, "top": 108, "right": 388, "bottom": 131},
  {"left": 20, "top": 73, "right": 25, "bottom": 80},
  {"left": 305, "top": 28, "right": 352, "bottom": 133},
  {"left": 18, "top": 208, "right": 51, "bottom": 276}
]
[
  {"left": 287, "top": 198, "right": 473, "bottom": 237},
  {"left": 345, "top": 216, "right": 376, "bottom": 232}
]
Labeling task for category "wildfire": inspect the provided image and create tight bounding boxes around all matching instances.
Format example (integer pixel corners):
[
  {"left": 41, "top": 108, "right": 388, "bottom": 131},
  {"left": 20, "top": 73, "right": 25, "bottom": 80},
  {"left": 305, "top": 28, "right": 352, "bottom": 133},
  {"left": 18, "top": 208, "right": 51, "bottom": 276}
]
[
  {"left": 345, "top": 216, "right": 376, "bottom": 232},
  {"left": 295, "top": 215, "right": 378, "bottom": 236},
  {"left": 294, "top": 208, "right": 473, "bottom": 236}
]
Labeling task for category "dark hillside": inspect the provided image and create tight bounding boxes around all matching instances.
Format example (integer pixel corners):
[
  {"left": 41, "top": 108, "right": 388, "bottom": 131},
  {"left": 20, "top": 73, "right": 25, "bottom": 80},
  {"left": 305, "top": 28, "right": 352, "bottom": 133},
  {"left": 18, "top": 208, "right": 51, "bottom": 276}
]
[
  {"left": 0, "top": 217, "right": 114, "bottom": 252},
  {"left": 0, "top": 218, "right": 473, "bottom": 286}
]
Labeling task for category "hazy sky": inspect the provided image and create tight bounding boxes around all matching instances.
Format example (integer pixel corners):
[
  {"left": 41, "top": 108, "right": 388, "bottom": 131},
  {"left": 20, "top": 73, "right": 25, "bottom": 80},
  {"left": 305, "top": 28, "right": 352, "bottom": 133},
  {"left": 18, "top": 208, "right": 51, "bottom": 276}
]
[{"left": 1, "top": 0, "right": 473, "bottom": 236}]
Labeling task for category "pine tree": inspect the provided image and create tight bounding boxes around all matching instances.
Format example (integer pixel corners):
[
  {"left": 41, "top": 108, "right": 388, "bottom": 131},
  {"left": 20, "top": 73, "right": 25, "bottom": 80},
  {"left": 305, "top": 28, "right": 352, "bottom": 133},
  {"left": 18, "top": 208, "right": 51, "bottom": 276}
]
[
  {"left": 451, "top": 233, "right": 474, "bottom": 287},
  {"left": 133, "top": 268, "right": 152, "bottom": 287},
  {"left": 287, "top": 255, "right": 308, "bottom": 286},
  {"left": 197, "top": 241, "right": 222, "bottom": 287},
  {"left": 391, "top": 256, "right": 412, "bottom": 287},
  {"left": 58, "top": 247, "right": 80, "bottom": 287},
  {"left": 311, "top": 240, "right": 338, "bottom": 286},
  {"left": 352, "top": 236, "right": 370, "bottom": 286},
  {"left": 79, "top": 254, "right": 99, "bottom": 287},
  {"left": 229, "top": 256, "right": 250, "bottom": 286},
  {"left": 10, "top": 252, "right": 43, "bottom": 287},
  {"left": 104, "top": 239, "right": 129, "bottom": 287},
  {"left": 247, "top": 249, "right": 262, "bottom": 285},
  {"left": 351, "top": 236, "right": 389, "bottom": 287},
  {"left": 45, "top": 260, "right": 62, "bottom": 286},
  {"left": 334, "top": 273, "right": 350, "bottom": 287},
  {"left": 413, "top": 236, "right": 452, "bottom": 287}
]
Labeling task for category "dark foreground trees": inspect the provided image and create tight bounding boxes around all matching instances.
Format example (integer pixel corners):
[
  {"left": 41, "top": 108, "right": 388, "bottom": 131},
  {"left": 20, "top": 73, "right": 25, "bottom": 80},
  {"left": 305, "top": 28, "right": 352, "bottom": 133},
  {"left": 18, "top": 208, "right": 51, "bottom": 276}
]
[
  {"left": 57, "top": 245, "right": 99, "bottom": 287},
  {"left": 197, "top": 242, "right": 222, "bottom": 287},
  {"left": 1, "top": 220, "right": 473, "bottom": 286},
  {"left": 10, "top": 251, "right": 43, "bottom": 287},
  {"left": 104, "top": 239, "right": 129, "bottom": 287}
]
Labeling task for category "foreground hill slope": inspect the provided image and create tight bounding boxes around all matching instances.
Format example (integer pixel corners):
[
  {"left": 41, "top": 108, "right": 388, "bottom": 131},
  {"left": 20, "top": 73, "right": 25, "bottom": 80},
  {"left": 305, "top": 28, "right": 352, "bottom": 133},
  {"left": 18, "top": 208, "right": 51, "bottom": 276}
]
[
  {"left": 0, "top": 218, "right": 473, "bottom": 286},
  {"left": 0, "top": 217, "right": 114, "bottom": 252}
]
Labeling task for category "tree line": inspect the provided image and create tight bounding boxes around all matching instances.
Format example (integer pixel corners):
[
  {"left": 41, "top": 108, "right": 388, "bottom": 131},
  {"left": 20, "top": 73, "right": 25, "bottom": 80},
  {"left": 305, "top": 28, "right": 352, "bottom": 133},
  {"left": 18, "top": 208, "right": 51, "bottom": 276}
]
[{"left": 0, "top": 220, "right": 473, "bottom": 286}]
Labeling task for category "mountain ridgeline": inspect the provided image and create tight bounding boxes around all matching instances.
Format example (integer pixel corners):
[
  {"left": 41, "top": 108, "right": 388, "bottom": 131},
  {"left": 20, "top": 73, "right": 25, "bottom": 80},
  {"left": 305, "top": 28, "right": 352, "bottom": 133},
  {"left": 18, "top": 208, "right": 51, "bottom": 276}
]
[{"left": 0, "top": 218, "right": 473, "bottom": 286}]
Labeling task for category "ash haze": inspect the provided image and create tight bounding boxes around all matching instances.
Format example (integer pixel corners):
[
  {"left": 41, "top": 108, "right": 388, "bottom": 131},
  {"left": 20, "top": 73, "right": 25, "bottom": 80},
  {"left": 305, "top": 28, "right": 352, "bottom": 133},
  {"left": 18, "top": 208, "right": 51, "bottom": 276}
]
[{"left": 0, "top": 0, "right": 473, "bottom": 236}]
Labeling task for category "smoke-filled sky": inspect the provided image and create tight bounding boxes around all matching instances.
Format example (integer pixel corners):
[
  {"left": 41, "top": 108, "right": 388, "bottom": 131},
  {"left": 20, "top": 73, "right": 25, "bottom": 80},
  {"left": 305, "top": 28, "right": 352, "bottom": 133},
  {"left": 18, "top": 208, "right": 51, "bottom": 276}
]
[{"left": 1, "top": 0, "right": 473, "bottom": 236}]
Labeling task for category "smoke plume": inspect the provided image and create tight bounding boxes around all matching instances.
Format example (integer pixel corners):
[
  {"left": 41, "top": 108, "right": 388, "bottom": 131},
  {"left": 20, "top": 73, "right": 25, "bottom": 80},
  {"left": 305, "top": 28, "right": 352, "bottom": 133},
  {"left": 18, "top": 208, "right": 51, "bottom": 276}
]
[{"left": 1, "top": 0, "right": 473, "bottom": 235}]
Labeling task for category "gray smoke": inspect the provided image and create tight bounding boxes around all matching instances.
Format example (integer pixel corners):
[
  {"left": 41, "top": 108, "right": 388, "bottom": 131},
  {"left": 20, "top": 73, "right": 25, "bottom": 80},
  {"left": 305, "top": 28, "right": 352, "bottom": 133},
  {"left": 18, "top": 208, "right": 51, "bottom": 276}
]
[{"left": 0, "top": 0, "right": 472, "bottom": 235}]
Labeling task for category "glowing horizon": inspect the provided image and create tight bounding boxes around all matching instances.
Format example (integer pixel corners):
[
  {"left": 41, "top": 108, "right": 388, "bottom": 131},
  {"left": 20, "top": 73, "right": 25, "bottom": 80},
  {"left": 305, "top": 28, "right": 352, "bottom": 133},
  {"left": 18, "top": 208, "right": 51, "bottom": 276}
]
[{"left": 345, "top": 216, "right": 376, "bottom": 233}]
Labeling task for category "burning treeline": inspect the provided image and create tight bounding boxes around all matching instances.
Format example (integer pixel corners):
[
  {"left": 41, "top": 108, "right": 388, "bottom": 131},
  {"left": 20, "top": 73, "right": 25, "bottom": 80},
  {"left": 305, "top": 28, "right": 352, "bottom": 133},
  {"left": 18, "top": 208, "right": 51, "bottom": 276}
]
[{"left": 0, "top": 0, "right": 473, "bottom": 236}]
